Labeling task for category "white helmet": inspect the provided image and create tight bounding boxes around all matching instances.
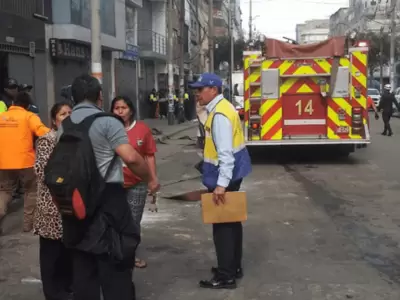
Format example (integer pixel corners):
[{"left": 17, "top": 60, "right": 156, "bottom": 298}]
[{"left": 384, "top": 84, "right": 391, "bottom": 91}]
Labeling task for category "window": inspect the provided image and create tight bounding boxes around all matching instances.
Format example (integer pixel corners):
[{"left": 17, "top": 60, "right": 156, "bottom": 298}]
[
  {"left": 69, "top": 0, "right": 115, "bottom": 36},
  {"left": 126, "top": 6, "right": 136, "bottom": 45},
  {"left": 0, "top": 0, "right": 43, "bottom": 18}
]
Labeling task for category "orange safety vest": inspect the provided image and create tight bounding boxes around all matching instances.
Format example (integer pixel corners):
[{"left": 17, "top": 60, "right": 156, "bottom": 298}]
[{"left": 0, "top": 106, "right": 50, "bottom": 169}]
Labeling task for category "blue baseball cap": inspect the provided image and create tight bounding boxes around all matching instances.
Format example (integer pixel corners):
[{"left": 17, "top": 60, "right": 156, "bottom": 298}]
[{"left": 189, "top": 73, "right": 223, "bottom": 89}]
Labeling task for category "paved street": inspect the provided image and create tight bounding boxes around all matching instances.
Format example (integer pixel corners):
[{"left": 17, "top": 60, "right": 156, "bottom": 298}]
[{"left": 1, "top": 114, "right": 400, "bottom": 299}]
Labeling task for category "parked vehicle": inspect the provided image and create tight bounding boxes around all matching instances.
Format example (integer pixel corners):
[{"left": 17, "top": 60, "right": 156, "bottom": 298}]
[
  {"left": 368, "top": 88, "right": 381, "bottom": 108},
  {"left": 242, "top": 37, "right": 370, "bottom": 156}
]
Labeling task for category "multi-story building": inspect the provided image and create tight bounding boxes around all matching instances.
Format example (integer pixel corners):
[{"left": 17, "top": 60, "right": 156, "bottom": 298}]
[
  {"left": 213, "top": 0, "right": 229, "bottom": 37},
  {"left": 198, "top": 0, "right": 210, "bottom": 73},
  {"left": 48, "top": 0, "right": 126, "bottom": 112},
  {"left": 296, "top": 19, "right": 329, "bottom": 44},
  {"left": 346, "top": 0, "right": 393, "bottom": 33},
  {"left": 113, "top": 0, "right": 141, "bottom": 115},
  {"left": 231, "top": 0, "right": 243, "bottom": 40},
  {"left": 329, "top": 7, "right": 349, "bottom": 37},
  {"left": 187, "top": 0, "right": 201, "bottom": 76},
  {"left": 137, "top": 0, "right": 170, "bottom": 117},
  {"left": 0, "top": 0, "right": 49, "bottom": 121}
]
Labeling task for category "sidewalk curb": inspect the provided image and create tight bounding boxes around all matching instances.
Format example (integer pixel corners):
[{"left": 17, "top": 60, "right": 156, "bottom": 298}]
[{"left": 153, "top": 123, "right": 198, "bottom": 144}]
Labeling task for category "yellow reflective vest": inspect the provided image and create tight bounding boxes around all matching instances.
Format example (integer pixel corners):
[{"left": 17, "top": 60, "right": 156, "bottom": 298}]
[
  {"left": 0, "top": 101, "right": 7, "bottom": 113},
  {"left": 202, "top": 98, "right": 251, "bottom": 189}
]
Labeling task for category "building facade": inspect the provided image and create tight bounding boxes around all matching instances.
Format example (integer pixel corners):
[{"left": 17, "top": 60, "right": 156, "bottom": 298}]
[
  {"left": 113, "top": 0, "right": 141, "bottom": 116},
  {"left": 346, "top": 0, "right": 393, "bottom": 33},
  {"left": 0, "top": 0, "right": 49, "bottom": 121},
  {"left": 48, "top": 0, "right": 126, "bottom": 112},
  {"left": 329, "top": 7, "right": 349, "bottom": 37},
  {"left": 231, "top": 0, "right": 243, "bottom": 40},
  {"left": 296, "top": 19, "right": 329, "bottom": 44},
  {"left": 198, "top": 0, "right": 210, "bottom": 73},
  {"left": 213, "top": 0, "right": 229, "bottom": 37}
]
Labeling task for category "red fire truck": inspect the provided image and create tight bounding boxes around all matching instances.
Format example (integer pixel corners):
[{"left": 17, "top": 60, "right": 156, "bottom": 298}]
[{"left": 242, "top": 37, "right": 370, "bottom": 156}]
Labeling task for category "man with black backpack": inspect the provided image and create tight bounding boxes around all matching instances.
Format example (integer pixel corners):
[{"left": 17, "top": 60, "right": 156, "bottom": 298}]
[{"left": 45, "top": 74, "right": 159, "bottom": 300}]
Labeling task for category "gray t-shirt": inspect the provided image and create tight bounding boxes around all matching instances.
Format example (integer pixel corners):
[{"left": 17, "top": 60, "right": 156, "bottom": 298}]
[{"left": 57, "top": 102, "right": 129, "bottom": 183}]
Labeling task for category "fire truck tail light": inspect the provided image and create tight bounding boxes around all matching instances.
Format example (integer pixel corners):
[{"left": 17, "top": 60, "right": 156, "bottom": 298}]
[
  {"left": 351, "top": 107, "right": 364, "bottom": 135},
  {"left": 252, "top": 123, "right": 259, "bottom": 129},
  {"left": 357, "top": 42, "right": 367, "bottom": 47}
]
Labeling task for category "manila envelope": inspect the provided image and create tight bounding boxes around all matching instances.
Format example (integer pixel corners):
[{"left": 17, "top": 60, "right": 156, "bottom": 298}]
[{"left": 201, "top": 192, "right": 247, "bottom": 224}]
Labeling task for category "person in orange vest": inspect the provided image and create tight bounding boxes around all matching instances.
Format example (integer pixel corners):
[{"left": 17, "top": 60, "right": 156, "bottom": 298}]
[
  {"left": 0, "top": 91, "right": 50, "bottom": 235},
  {"left": 367, "top": 96, "right": 380, "bottom": 120}
]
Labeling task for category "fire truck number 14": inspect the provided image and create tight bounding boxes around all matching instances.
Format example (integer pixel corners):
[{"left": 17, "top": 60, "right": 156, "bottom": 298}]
[{"left": 295, "top": 99, "right": 314, "bottom": 116}]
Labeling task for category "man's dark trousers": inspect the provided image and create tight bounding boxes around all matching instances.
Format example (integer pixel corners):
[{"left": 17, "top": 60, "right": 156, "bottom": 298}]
[
  {"left": 382, "top": 113, "right": 392, "bottom": 135},
  {"left": 212, "top": 180, "right": 243, "bottom": 280},
  {"left": 72, "top": 250, "right": 135, "bottom": 300}
]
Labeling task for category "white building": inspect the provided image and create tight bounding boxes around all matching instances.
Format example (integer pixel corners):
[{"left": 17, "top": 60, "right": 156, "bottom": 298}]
[{"left": 296, "top": 19, "right": 329, "bottom": 44}]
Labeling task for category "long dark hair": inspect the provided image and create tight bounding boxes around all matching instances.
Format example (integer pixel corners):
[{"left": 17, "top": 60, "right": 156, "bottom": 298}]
[
  {"left": 110, "top": 96, "right": 136, "bottom": 125},
  {"left": 50, "top": 101, "right": 72, "bottom": 130}
]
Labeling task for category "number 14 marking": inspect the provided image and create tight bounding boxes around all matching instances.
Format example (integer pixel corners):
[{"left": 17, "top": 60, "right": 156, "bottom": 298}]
[{"left": 295, "top": 99, "right": 314, "bottom": 116}]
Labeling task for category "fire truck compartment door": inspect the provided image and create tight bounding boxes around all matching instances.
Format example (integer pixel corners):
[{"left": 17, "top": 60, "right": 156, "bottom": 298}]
[
  {"left": 331, "top": 66, "right": 349, "bottom": 98},
  {"left": 261, "top": 69, "right": 279, "bottom": 99},
  {"left": 282, "top": 94, "right": 327, "bottom": 137}
]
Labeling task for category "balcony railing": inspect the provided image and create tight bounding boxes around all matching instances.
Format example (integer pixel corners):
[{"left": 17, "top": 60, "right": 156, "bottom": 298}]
[{"left": 138, "top": 30, "right": 167, "bottom": 56}]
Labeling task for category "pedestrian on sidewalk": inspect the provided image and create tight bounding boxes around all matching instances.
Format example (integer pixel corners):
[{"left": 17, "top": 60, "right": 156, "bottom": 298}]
[
  {"left": 34, "top": 102, "right": 73, "bottom": 300},
  {"left": 0, "top": 91, "right": 50, "bottom": 235},
  {"left": 189, "top": 73, "right": 252, "bottom": 289},
  {"left": 50, "top": 74, "right": 159, "bottom": 300},
  {"left": 111, "top": 96, "right": 159, "bottom": 269},
  {"left": 149, "top": 89, "right": 158, "bottom": 118},
  {"left": 378, "top": 84, "right": 400, "bottom": 136}
]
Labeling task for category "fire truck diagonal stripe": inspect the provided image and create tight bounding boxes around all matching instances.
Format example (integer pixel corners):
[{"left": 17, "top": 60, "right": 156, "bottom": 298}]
[
  {"left": 327, "top": 105, "right": 350, "bottom": 128},
  {"left": 309, "top": 62, "right": 328, "bottom": 74},
  {"left": 327, "top": 117, "right": 340, "bottom": 140},
  {"left": 279, "top": 60, "right": 295, "bottom": 74},
  {"left": 271, "top": 128, "right": 282, "bottom": 139},
  {"left": 262, "top": 60, "right": 275, "bottom": 69},
  {"left": 350, "top": 69, "right": 367, "bottom": 92},
  {"left": 244, "top": 59, "right": 251, "bottom": 126},
  {"left": 327, "top": 108, "right": 350, "bottom": 139},
  {"left": 315, "top": 59, "right": 331, "bottom": 73},
  {"left": 282, "top": 61, "right": 298, "bottom": 75},
  {"left": 261, "top": 107, "right": 282, "bottom": 138},
  {"left": 281, "top": 78, "right": 298, "bottom": 94},
  {"left": 330, "top": 98, "right": 352, "bottom": 124},
  {"left": 270, "top": 60, "right": 284, "bottom": 69},
  {"left": 260, "top": 100, "right": 281, "bottom": 125},
  {"left": 351, "top": 52, "right": 368, "bottom": 75},
  {"left": 293, "top": 65, "right": 317, "bottom": 75},
  {"left": 263, "top": 118, "right": 282, "bottom": 140},
  {"left": 249, "top": 69, "right": 261, "bottom": 83}
]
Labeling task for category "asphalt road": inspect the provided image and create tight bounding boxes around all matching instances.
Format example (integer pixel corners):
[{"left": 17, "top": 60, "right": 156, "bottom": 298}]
[{"left": 1, "top": 115, "right": 400, "bottom": 300}]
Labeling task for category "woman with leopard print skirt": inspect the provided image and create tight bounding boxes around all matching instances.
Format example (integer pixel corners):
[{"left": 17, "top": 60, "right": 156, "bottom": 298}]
[{"left": 33, "top": 102, "right": 73, "bottom": 300}]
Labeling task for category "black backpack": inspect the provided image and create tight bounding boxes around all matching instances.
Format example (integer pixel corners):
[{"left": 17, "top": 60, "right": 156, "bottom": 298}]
[{"left": 44, "top": 112, "right": 121, "bottom": 220}]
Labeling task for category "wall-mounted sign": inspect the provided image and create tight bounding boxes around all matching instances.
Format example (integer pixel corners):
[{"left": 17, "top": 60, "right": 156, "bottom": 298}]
[
  {"left": 121, "top": 44, "right": 139, "bottom": 61},
  {"left": 49, "top": 38, "right": 90, "bottom": 61}
]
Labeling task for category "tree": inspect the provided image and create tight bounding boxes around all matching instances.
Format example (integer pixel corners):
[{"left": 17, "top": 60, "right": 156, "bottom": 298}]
[
  {"left": 356, "top": 31, "right": 390, "bottom": 77},
  {"left": 214, "top": 37, "right": 246, "bottom": 71}
]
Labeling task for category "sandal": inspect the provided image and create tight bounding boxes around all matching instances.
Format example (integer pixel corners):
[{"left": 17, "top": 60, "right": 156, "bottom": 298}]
[{"left": 135, "top": 258, "right": 147, "bottom": 268}]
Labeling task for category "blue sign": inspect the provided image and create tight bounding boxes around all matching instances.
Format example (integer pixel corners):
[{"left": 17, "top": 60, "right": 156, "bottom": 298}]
[{"left": 122, "top": 44, "right": 139, "bottom": 61}]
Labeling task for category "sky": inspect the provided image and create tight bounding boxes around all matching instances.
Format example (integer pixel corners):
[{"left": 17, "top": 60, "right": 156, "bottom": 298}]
[{"left": 240, "top": 0, "right": 350, "bottom": 41}]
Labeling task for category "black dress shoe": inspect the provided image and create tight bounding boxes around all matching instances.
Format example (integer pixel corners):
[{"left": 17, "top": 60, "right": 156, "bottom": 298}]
[
  {"left": 211, "top": 267, "right": 244, "bottom": 279},
  {"left": 199, "top": 277, "right": 237, "bottom": 289}
]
